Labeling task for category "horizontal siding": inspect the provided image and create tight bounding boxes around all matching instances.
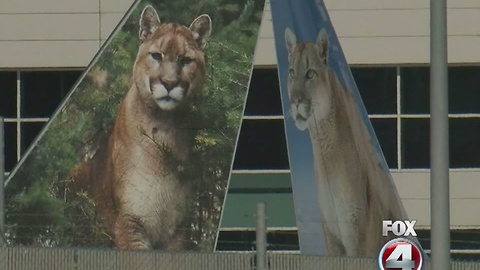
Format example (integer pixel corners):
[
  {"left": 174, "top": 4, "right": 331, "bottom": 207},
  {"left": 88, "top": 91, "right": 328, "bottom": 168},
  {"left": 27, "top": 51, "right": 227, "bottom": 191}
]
[
  {"left": 266, "top": 0, "right": 480, "bottom": 11},
  {"left": 255, "top": 36, "right": 480, "bottom": 65},
  {"left": 100, "top": 0, "right": 135, "bottom": 13},
  {"left": 259, "top": 1, "right": 480, "bottom": 65},
  {"left": 253, "top": 38, "right": 278, "bottom": 67},
  {"left": 265, "top": 0, "right": 480, "bottom": 11},
  {"left": 1, "top": 0, "right": 99, "bottom": 14},
  {"left": 330, "top": 9, "right": 480, "bottom": 38},
  {"left": 100, "top": 12, "right": 125, "bottom": 40},
  {"left": 322, "top": 0, "right": 480, "bottom": 10},
  {"left": 340, "top": 36, "right": 480, "bottom": 64},
  {"left": 2, "top": 0, "right": 480, "bottom": 67},
  {"left": 0, "top": 14, "right": 99, "bottom": 41},
  {"left": 257, "top": 5, "right": 274, "bottom": 39},
  {"left": 392, "top": 171, "right": 480, "bottom": 200},
  {"left": 402, "top": 199, "right": 480, "bottom": 229},
  {"left": 1, "top": 0, "right": 135, "bottom": 14},
  {"left": 0, "top": 40, "right": 100, "bottom": 68},
  {"left": 257, "top": 8, "right": 480, "bottom": 39},
  {"left": 392, "top": 171, "right": 480, "bottom": 228}
]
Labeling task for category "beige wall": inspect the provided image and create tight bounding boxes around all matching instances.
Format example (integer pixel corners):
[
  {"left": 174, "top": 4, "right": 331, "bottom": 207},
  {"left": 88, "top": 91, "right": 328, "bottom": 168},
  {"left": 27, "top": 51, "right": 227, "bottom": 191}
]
[
  {"left": 2, "top": 0, "right": 480, "bottom": 68},
  {"left": 1, "top": 0, "right": 480, "bottom": 228},
  {"left": 0, "top": 0, "right": 132, "bottom": 68},
  {"left": 392, "top": 170, "right": 480, "bottom": 228},
  {"left": 255, "top": 0, "right": 480, "bottom": 66}
]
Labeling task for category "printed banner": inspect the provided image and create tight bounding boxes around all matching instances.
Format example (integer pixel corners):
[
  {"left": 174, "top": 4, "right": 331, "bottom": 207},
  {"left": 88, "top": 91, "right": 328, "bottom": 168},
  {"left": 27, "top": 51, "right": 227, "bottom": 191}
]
[
  {"left": 4, "top": 0, "right": 264, "bottom": 251},
  {"left": 270, "top": 0, "right": 415, "bottom": 257}
]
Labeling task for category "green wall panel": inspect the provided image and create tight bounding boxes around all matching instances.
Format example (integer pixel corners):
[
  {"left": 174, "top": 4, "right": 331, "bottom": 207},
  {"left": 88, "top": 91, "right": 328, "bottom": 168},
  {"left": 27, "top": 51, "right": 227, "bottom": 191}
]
[
  {"left": 220, "top": 193, "right": 296, "bottom": 229},
  {"left": 228, "top": 172, "right": 292, "bottom": 189}
]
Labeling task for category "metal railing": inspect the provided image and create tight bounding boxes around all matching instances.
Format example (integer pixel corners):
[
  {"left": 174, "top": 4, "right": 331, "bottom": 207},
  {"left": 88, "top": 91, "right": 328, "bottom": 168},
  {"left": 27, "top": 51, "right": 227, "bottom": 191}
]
[{"left": 1, "top": 246, "right": 480, "bottom": 270}]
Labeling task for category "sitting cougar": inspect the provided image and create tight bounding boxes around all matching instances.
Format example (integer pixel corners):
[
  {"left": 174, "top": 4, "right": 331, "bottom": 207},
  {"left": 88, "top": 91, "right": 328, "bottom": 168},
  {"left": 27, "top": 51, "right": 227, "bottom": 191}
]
[
  {"left": 68, "top": 5, "right": 212, "bottom": 250},
  {"left": 284, "top": 27, "right": 408, "bottom": 257}
]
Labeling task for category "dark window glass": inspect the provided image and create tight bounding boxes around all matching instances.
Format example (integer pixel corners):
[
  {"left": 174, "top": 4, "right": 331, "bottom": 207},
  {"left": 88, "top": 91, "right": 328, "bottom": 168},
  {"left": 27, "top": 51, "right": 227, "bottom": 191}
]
[
  {"left": 216, "top": 230, "right": 299, "bottom": 251},
  {"left": 449, "top": 118, "right": 480, "bottom": 168},
  {"left": 416, "top": 229, "right": 480, "bottom": 261},
  {"left": 21, "top": 70, "right": 82, "bottom": 117},
  {"left": 0, "top": 72, "right": 17, "bottom": 118},
  {"left": 244, "top": 68, "right": 283, "bottom": 116},
  {"left": 21, "top": 122, "right": 46, "bottom": 155},
  {"left": 351, "top": 67, "right": 397, "bottom": 114},
  {"left": 401, "top": 67, "right": 430, "bottom": 114},
  {"left": 370, "top": 118, "right": 397, "bottom": 168},
  {"left": 4, "top": 122, "right": 17, "bottom": 172},
  {"left": 450, "top": 230, "right": 480, "bottom": 250},
  {"left": 415, "top": 230, "right": 430, "bottom": 250},
  {"left": 233, "top": 119, "right": 289, "bottom": 170},
  {"left": 63, "top": 70, "right": 83, "bottom": 90},
  {"left": 402, "top": 118, "right": 430, "bottom": 168},
  {"left": 449, "top": 66, "right": 480, "bottom": 113}
]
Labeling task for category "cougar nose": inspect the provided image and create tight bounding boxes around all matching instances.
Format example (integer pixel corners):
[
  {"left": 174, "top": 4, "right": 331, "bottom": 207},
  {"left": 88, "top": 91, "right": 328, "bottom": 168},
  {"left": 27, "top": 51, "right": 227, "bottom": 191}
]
[
  {"left": 161, "top": 78, "right": 178, "bottom": 91},
  {"left": 291, "top": 93, "right": 303, "bottom": 106}
]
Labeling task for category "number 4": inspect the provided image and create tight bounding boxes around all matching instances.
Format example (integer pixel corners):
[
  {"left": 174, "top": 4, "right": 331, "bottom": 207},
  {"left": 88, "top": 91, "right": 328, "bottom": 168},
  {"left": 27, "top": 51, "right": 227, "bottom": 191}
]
[{"left": 386, "top": 243, "right": 415, "bottom": 270}]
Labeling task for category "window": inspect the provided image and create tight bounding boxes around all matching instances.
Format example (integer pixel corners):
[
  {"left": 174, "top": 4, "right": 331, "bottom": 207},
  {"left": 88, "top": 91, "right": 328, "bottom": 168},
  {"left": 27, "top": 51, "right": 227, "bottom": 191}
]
[
  {"left": 21, "top": 71, "right": 80, "bottom": 118},
  {"left": 352, "top": 65, "right": 480, "bottom": 169},
  {"left": 244, "top": 68, "right": 283, "bottom": 116},
  {"left": 232, "top": 65, "right": 480, "bottom": 171},
  {"left": 233, "top": 119, "right": 289, "bottom": 170},
  {"left": 1, "top": 70, "right": 84, "bottom": 173},
  {"left": 449, "top": 67, "right": 480, "bottom": 114},
  {"left": 402, "top": 118, "right": 430, "bottom": 168},
  {"left": 0, "top": 72, "right": 17, "bottom": 118},
  {"left": 401, "top": 67, "right": 430, "bottom": 114},
  {"left": 370, "top": 118, "right": 397, "bottom": 168},
  {"left": 352, "top": 67, "right": 397, "bottom": 114}
]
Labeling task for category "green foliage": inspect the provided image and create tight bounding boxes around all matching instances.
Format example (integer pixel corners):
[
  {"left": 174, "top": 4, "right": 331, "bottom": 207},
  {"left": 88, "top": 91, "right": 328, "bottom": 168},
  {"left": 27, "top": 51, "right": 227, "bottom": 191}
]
[
  {"left": 5, "top": 0, "right": 265, "bottom": 250},
  {"left": 6, "top": 184, "right": 61, "bottom": 247}
]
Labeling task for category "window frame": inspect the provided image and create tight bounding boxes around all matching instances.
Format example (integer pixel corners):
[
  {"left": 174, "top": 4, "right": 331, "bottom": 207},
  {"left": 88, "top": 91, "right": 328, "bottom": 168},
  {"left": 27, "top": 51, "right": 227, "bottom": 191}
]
[{"left": 1, "top": 68, "right": 84, "bottom": 175}]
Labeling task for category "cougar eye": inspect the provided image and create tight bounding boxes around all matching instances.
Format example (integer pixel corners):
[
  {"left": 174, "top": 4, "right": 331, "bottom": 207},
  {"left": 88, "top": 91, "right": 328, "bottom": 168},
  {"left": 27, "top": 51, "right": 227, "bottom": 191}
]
[
  {"left": 151, "top": 52, "right": 163, "bottom": 61},
  {"left": 306, "top": 69, "right": 316, "bottom": 79},
  {"left": 179, "top": 57, "right": 193, "bottom": 65}
]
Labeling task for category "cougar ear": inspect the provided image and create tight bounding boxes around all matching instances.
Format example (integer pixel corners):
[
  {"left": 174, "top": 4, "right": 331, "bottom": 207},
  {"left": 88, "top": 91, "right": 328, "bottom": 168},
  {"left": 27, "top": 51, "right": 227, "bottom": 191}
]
[
  {"left": 139, "top": 5, "right": 161, "bottom": 41},
  {"left": 316, "top": 28, "right": 329, "bottom": 60},
  {"left": 189, "top": 14, "right": 212, "bottom": 49},
  {"left": 285, "top": 27, "right": 297, "bottom": 56}
]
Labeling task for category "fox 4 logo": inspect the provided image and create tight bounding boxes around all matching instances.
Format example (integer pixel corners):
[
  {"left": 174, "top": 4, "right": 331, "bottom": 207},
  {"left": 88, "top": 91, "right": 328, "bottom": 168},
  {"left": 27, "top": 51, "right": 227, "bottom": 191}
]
[
  {"left": 379, "top": 220, "right": 423, "bottom": 270},
  {"left": 378, "top": 238, "right": 424, "bottom": 270},
  {"left": 382, "top": 220, "right": 418, "bottom": 237}
]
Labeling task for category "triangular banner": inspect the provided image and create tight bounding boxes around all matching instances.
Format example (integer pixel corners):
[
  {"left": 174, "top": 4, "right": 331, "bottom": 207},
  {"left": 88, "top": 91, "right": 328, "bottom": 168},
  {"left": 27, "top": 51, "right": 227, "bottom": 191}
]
[
  {"left": 270, "top": 0, "right": 419, "bottom": 257},
  {"left": 5, "top": 0, "right": 264, "bottom": 251}
]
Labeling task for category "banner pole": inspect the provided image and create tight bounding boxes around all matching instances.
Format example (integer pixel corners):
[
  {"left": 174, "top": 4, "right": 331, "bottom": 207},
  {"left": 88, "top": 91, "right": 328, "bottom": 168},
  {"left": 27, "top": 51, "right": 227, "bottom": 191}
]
[
  {"left": 0, "top": 117, "right": 5, "bottom": 246},
  {"left": 430, "top": 0, "right": 450, "bottom": 268},
  {"left": 256, "top": 202, "right": 267, "bottom": 270}
]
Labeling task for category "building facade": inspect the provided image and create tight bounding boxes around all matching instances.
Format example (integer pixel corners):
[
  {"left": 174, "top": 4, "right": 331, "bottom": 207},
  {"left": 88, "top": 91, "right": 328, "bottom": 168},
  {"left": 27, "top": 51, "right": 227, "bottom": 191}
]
[{"left": 1, "top": 0, "right": 480, "bottom": 257}]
